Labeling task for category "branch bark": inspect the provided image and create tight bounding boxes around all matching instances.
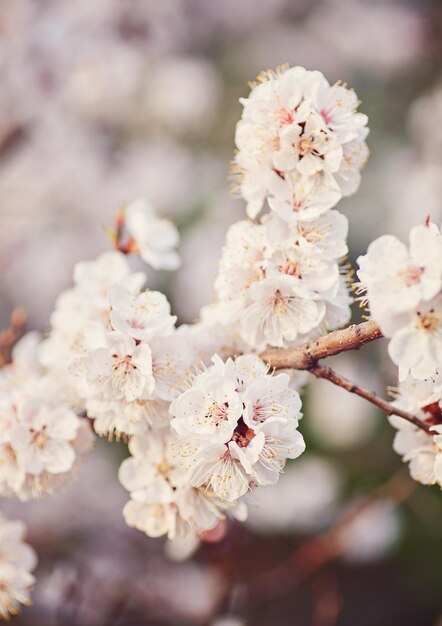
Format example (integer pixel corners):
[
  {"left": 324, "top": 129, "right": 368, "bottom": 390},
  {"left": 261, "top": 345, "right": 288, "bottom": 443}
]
[
  {"left": 260, "top": 319, "right": 382, "bottom": 370},
  {"left": 259, "top": 320, "right": 432, "bottom": 435}
]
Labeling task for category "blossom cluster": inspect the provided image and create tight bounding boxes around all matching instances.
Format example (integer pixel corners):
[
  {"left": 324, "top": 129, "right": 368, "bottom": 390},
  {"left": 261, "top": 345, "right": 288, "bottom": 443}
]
[
  {"left": 119, "top": 430, "right": 246, "bottom": 540},
  {"left": 119, "top": 354, "right": 305, "bottom": 540},
  {"left": 39, "top": 248, "right": 148, "bottom": 430},
  {"left": 37, "top": 204, "right": 286, "bottom": 541},
  {"left": 0, "top": 332, "right": 93, "bottom": 501},
  {"left": 41, "top": 246, "right": 237, "bottom": 441},
  {"left": 204, "top": 203, "right": 351, "bottom": 351},
  {"left": 357, "top": 221, "right": 442, "bottom": 482},
  {"left": 34, "top": 67, "right": 365, "bottom": 542},
  {"left": 39, "top": 198, "right": 181, "bottom": 439},
  {"left": 233, "top": 65, "right": 368, "bottom": 220},
  {"left": 0, "top": 515, "right": 37, "bottom": 620},
  {"left": 357, "top": 221, "right": 442, "bottom": 381},
  {"left": 170, "top": 355, "right": 305, "bottom": 499},
  {"left": 37, "top": 209, "right": 308, "bottom": 541},
  {"left": 72, "top": 278, "right": 178, "bottom": 437},
  {"left": 202, "top": 66, "right": 367, "bottom": 351},
  {"left": 2, "top": 62, "right": 442, "bottom": 620},
  {"left": 112, "top": 198, "right": 181, "bottom": 271}
]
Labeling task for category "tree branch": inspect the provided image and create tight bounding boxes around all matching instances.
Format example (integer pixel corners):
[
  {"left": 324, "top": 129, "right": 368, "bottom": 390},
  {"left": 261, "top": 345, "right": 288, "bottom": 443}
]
[
  {"left": 310, "top": 364, "right": 432, "bottom": 434},
  {"left": 260, "top": 319, "right": 382, "bottom": 370},
  {"left": 248, "top": 467, "right": 415, "bottom": 605},
  {"left": 259, "top": 320, "right": 432, "bottom": 435}
]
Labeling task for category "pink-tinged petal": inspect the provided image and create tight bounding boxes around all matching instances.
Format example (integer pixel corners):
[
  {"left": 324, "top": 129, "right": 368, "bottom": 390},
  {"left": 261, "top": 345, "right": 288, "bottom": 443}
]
[
  {"left": 16, "top": 447, "right": 44, "bottom": 476},
  {"left": 45, "top": 408, "right": 79, "bottom": 440}
]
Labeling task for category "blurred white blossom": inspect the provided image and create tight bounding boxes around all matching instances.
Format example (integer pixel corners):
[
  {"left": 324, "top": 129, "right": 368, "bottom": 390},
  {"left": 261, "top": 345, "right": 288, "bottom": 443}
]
[
  {"left": 0, "top": 514, "right": 37, "bottom": 620},
  {"left": 339, "top": 499, "right": 401, "bottom": 563},
  {"left": 245, "top": 456, "right": 341, "bottom": 534}
]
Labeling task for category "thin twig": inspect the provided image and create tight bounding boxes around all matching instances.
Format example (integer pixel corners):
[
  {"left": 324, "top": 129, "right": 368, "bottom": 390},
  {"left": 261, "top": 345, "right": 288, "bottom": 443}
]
[
  {"left": 260, "top": 320, "right": 382, "bottom": 370},
  {"left": 259, "top": 320, "right": 432, "bottom": 435},
  {"left": 310, "top": 364, "right": 432, "bottom": 434}
]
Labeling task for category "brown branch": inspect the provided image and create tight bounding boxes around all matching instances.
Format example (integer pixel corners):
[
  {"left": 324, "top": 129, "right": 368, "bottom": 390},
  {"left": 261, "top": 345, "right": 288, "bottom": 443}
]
[
  {"left": 248, "top": 467, "right": 415, "bottom": 605},
  {"left": 309, "top": 364, "right": 432, "bottom": 434},
  {"left": 259, "top": 320, "right": 432, "bottom": 435},
  {"left": 260, "top": 319, "right": 382, "bottom": 370}
]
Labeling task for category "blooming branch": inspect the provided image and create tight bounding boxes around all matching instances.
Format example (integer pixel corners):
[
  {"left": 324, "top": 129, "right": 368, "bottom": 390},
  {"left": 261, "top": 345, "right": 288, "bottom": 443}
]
[
  {"left": 259, "top": 320, "right": 432, "bottom": 434},
  {"left": 1, "top": 63, "right": 441, "bottom": 618}
]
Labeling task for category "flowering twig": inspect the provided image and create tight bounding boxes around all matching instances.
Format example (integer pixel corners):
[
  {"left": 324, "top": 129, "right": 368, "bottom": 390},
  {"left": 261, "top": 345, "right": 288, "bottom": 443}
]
[
  {"left": 260, "top": 320, "right": 432, "bottom": 435},
  {"left": 309, "top": 364, "right": 432, "bottom": 434},
  {"left": 260, "top": 320, "right": 382, "bottom": 370}
]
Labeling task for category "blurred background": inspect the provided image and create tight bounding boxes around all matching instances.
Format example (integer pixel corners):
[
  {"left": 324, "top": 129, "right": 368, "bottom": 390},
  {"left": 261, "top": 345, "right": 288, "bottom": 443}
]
[{"left": 0, "top": 0, "right": 442, "bottom": 624}]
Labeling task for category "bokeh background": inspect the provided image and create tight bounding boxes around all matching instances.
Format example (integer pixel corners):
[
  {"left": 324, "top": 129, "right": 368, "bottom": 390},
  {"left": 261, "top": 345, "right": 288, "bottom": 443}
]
[{"left": 1, "top": 1, "right": 442, "bottom": 624}]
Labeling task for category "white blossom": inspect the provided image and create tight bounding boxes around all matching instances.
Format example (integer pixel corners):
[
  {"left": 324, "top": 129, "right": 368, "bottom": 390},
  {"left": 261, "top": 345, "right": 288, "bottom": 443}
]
[
  {"left": 190, "top": 442, "right": 252, "bottom": 502},
  {"left": 267, "top": 171, "right": 341, "bottom": 224},
  {"left": 357, "top": 222, "right": 442, "bottom": 332},
  {"left": 170, "top": 354, "right": 305, "bottom": 503},
  {"left": 357, "top": 221, "right": 442, "bottom": 380},
  {"left": 233, "top": 65, "right": 368, "bottom": 218},
  {"left": 0, "top": 334, "right": 93, "bottom": 501},
  {"left": 265, "top": 211, "right": 349, "bottom": 261},
  {"left": 83, "top": 325, "right": 155, "bottom": 403},
  {"left": 170, "top": 373, "right": 243, "bottom": 443},
  {"left": 119, "top": 431, "right": 239, "bottom": 540},
  {"left": 110, "top": 284, "right": 176, "bottom": 342},
  {"left": 241, "top": 276, "right": 326, "bottom": 350},
  {"left": 266, "top": 246, "right": 340, "bottom": 298},
  {"left": 273, "top": 109, "right": 343, "bottom": 177},
  {"left": 125, "top": 198, "right": 181, "bottom": 271},
  {"left": 389, "top": 372, "right": 442, "bottom": 486},
  {"left": 211, "top": 205, "right": 350, "bottom": 351},
  {"left": 0, "top": 515, "right": 37, "bottom": 620},
  {"left": 388, "top": 295, "right": 442, "bottom": 381},
  {"left": 9, "top": 405, "right": 78, "bottom": 477}
]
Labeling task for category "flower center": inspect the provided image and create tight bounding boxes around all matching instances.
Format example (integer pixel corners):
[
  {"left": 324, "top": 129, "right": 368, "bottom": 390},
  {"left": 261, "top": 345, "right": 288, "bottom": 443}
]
[
  {"left": 279, "top": 109, "right": 294, "bottom": 126},
  {"left": 128, "top": 318, "right": 145, "bottom": 330},
  {"left": 156, "top": 458, "right": 171, "bottom": 477},
  {"left": 281, "top": 260, "right": 300, "bottom": 277},
  {"left": 231, "top": 418, "right": 255, "bottom": 448},
  {"left": 206, "top": 402, "right": 229, "bottom": 426},
  {"left": 271, "top": 289, "right": 288, "bottom": 314},
  {"left": 32, "top": 431, "right": 47, "bottom": 448},
  {"left": 299, "top": 137, "right": 314, "bottom": 155},
  {"left": 291, "top": 197, "right": 304, "bottom": 212},
  {"left": 111, "top": 354, "right": 137, "bottom": 388},
  {"left": 320, "top": 109, "right": 332, "bottom": 124},
  {"left": 403, "top": 265, "right": 424, "bottom": 287},
  {"left": 113, "top": 354, "right": 134, "bottom": 373},
  {"left": 417, "top": 308, "right": 439, "bottom": 331}
]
